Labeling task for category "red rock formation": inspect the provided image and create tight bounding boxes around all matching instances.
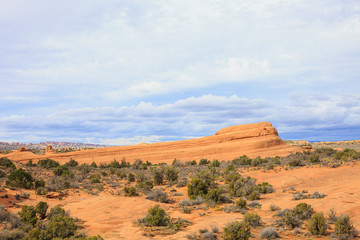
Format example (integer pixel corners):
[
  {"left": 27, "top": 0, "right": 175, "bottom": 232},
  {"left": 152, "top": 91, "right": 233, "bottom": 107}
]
[{"left": 45, "top": 145, "right": 56, "bottom": 154}]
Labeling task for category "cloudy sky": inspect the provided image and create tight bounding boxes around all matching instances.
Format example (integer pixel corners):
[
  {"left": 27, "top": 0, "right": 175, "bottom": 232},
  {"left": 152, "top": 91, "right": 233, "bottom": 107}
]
[{"left": 1, "top": 0, "right": 360, "bottom": 145}]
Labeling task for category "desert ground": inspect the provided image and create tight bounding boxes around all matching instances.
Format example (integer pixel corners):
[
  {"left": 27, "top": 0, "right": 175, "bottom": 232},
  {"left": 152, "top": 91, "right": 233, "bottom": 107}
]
[{"left": 1, "top": 122, "right": 360, "bottom": 239}]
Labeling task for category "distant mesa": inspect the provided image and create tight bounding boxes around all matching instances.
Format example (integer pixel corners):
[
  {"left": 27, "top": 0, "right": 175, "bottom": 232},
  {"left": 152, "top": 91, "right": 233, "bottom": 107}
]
[{"left": 4, "top": 122, "right": 302, "bottom": 165}]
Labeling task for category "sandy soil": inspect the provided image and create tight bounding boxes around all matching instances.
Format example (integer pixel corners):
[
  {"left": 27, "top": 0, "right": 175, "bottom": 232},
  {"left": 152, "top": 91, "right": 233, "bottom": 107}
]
[{"left": 8, "top": 163, "right": 359, "bottom": 239}]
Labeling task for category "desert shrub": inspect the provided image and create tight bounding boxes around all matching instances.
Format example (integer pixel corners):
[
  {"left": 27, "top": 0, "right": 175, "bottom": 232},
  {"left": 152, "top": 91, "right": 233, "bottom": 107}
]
[
  {"left": 315, "top": 147, "right": 336, "bottom": 156},
  {"left": 247, "top": 200, "right": 261, "bottom": 209},
  {"left": 243, "top": 212, "right": 261, "bottom": 227},
  {"left": 45, "top": 214, "right": 78, "bottom": 238},
  {"left": 334, "top": 215, "right": 355, "bottom": 239},
  {"left": 288, "top": 159, "right": 303, "bottom": 167},
  {"left": 196, "top": 170, "right": 216, "bottom": 188},
  {"left": 152, "top": 167, "right": 165, "bottom": 185},
  {"left": 0, "top": 229, "right": 27, "bottom": 239},
  {"left": 260, "top": 227, "right": 280, "bottom": 239},
  {"left": 132, "top": 159, "right": 145, "bottom": 169},
  {"left": 0, "top": 169, "right": 5, "bottom": 178},
  {"left": 210, "top": 159, "right": 220, "bottom": 167},
  {"left": 47, "top": 205, "right": 66, "bottom": 219},
  {"left": 223, "top": 220, "right": 251, "bottom": 240},
  {"left": 6, "top": 168, "right": 34, "bottom": 189},
  {"left": 270, "top": 204, "right": 281, "bottom": 211},
  {"left": 146, "top": 188, "right": 170, "bottom": 203},
  {"left": 199, "top": 159, "right": 210, "bottom": 165},
  {"left": 64, "top": 158, "right": 78, "bottom": 167},
  {"left": 18, "top": 205, "right": 37, "bottom": 226},
  {"left": 307, "top": 212, "right": 326, "bottom": 235},
  {"left": 90, "top": 161, "right": 98, "bottom": 168},
  {"left": 109, "top": 159, "right": 121, "bottom": 168},
  {"left": 90, "top": 174, "right": 101, "bottom": 183},
  {"left": 124, "top": 186, "right": 137, "bottom": 197},
  {"left": 38, "top": 158, "right": 60, "bottom": 169},
  {"left": 328, "top": 208, "right": 338, "bottom": 223},
  {"left": 0, "top": 157, "right": 16, "bottom": 169},
  {"left": 35, "top": 179, "right": 45, "bottom": 189},
  {"left": 206, "top": 188, "right": 224, "bottom": 203},
  {"left": 187, "top": 178, "right": 209, "bottom": 199},
  {"left": 143, "top": 204, "right": 170, "bottom": 227},
  {"left": 309, "top": 154, "right": 320, "bottom": 163},
  {"left": 128, "top": 173, "right": 135, "bottom": 182},
  {"left": 35, "top": 187, "right": 48, "bottom": 195},
  {"left": 235, "top": 198, "right": 247, "bottom": 209},
  {"left": 284, "top": 211, "right": 301, "bottom": 229},
  {"left": 25, "top": 159, "right": 35, "bottom": 167},
  {"left": 292, "top": 202, "right": 314, "bottom": 220},
  {"left": 165, "top": 166, "right": 179, "bottom": 183},
  {"left": 53, "top": 165, "right": 70, "bottom": 176},
  {"left": 137, "top": 180, "right": 154, "bottom": 191},
  {"left": 257, "top": 182, "right": 274, "bottom": 194},
  {"left": 232, "top": 155, "right": 252, "bottom": 166},
  {"left": 35, "top": 201, "right": 49, "bottom": 219}
]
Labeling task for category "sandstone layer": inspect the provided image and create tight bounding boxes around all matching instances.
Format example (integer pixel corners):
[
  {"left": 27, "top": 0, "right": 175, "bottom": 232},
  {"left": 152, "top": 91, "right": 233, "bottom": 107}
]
[{"left": 4, "top": 122, "right": 301, "bottom": 164}]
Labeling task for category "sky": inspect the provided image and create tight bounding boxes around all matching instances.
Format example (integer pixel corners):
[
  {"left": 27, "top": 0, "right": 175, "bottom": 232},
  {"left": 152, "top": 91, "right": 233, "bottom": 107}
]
[{"left": 1, "top": 0, "right": 360, "bottom": 145}]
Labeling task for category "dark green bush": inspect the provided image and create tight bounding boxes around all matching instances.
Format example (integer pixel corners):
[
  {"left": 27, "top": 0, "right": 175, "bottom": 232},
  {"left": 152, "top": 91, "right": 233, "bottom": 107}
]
[
  {"left": 165, "top": 166, "right": 179, "bottom": 183},
  {"left": 199, "top": 159, "right": 210, "bottom": 165},
  {"left": 90, "top": 174, "right": 101, "bottom": 183},
  {"left": 187, "top": 178, "right": 209, "bottom": 200},
  {"left": 109, "top": 159, "right": 121, "bottom": 168},
  {"left": 235, "top": 198, "right": 247, "bottom": 209},
  {"left": 38, "top": 158, "right": 60, "bottom": 169},
  {"left": 90, "top": 161, "right": 98, "bottom": 168},
  {"left": 0, "top": 157, "right": 16, "bottom": 169},
  {"left": 206, "top": 188, "right": 224, "bottom": 203},
  {"left": 47, "top": 205, "right": 66, "bottom": 219},
  {"left": 210, "top": 159, "right": 220, "bottom": 167},
  {"left": 284, "top": 211, "right": 301, "bottom": 229},
  {"left": 128, "top": 173, "right": 135, "bottom": 182},
  {"left": 334, "top": 215, "right": 355, "bottom": 238},
  {"left": 309, "top": 154, "right": 320, "bottom": 163},
  {"left": 35, "top": 179, "right": 45, "bottom": 188},
  {"left": 35, "top": 201, "right": 49, "bottom": 220},
  {"left": 152, "top": 167, "right": 165, "bottom": 185},
  {"left": 292, "top": 202, "right": 313, "bottom": 220},
  {"left": 0, "top": 169, "right": 5, "bottom": 178},
  {"left": 223, "top": 220, "right": 251, "bottom": 240},
  {"left": 288, "top": 159, "right": 303, "bottom": 167},
  {"left": 307, "top": 212, "right": 326, "bottom": 235},
  {"left": 124, "top": 186, "right": 137, "bottom": 197},
  {"left": 243, "top": 212, "right": 261, "bottom": 227},
  {"left": 6, "top": 168, "right": 33, "bottom": 189},
  {"left": 18, "top": 205, "right": 37, "bottom": 226},
  {"left": 53, "top": 165, "right": 70, "bottom": 176},
  {"left": 232, "top": 155, "right": 252, "bottom": 166},
  {"left": 143, "top": 204, "right": 170, "bottom": 227},
  {"left": 64, "top": 158, "right": 78, "bottom": 167},
  {"left": 46, "top": 215, "right": 77, "bottom": 238}
]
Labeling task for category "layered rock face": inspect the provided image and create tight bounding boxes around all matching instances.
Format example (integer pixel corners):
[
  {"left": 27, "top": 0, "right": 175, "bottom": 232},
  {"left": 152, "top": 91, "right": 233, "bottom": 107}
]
[{"left": 5, "top": 122, "right": 301, "bottom": 164}]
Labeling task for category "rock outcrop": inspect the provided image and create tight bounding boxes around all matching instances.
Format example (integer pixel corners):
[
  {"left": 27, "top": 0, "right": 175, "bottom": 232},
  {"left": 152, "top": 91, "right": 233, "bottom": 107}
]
[
  {"left": 18, "top": 147, "right": 27, "bottom": 152},
  {"left": 4, "top": 122, "right": 301, "bottom": 164},
  {"left": 45, "top": 145, "right": 56, "bottom": 154}
]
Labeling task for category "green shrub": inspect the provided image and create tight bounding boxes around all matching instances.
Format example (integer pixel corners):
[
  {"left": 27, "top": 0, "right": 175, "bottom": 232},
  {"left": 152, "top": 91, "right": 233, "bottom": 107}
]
[
  {"left": 90, "top": 161, "right": 98, "bottom": 168},
  {"left": 307, "top": 212, "right": 326, "bottom": 235},
  {"left": 6, "top": 168, "right": 33, "bottom": 189},
  {"left": 243, "top": 212, "right": 261, "bottom": 227},
  {"left": 235, "top": 198, "right": 247, "bottom": 209},
  {"left": 53, "top": 165, "right": 70, "bottom": 176},
  {"left": 0, "top": 157, "right": 16, "bottom": 169},
  {"left": 18, "top": 205, "right": 37, "bottom": 226},
  {"left": 284, "top": 211, "right": 301, "bottom": 229},
  {"left": 187, "top": 178, "right": 209, "bottom": 200},
  {"left": 309, "top": 154, "right": 320, "bottom": 163},
  {"left": 46, "top": 215, "right": 77, "bottom": 238},
  {"left": 90, "top": 174, "right": 101, "bottom": 183},
  {"left": 206, "top": 188, "right": 224, "bottom": 203},
  {"left": 232, "top": 155, "right": 252, "bottom": 166},
  {"left": 223, "top": 220, "right": 251, "bottom": 240},
  {"left": 143, "top": 204, "right": 170, "bottom": 227},
  {"left": 152, "top": 167, "right": 165, "bottom": 185},
  {"left": 260, "top": 227, "right": 280, "bottom": 239},
  {"left": 109, "top": 159, "right": 121, "bottom": 168},
  {"left": 47, "top": 205, "right": 66, "bottom": 219},
  {"left": 334, "top": 215, "right": 355, "bottom": 238},
  {"left": 128, "top": 173, "right": 135, "bottom": 182},
  {"left": 35, "top": 179, "right": 45, "bottom": 189},
  {"left": 38, "top": 158, "right": 60, "bottom": 169},
  {"left": 137, "top": 180, "right": 154, "bottom": 191},
  {"left": 288, "top": 159, "right": 303, "bottom": 167},
  {"left": 165, "top": 166, "right": 179, "bottom": 183},
  {"left": 0, "top": 169, "right": 5, "bottom": 178},
  {"left": 64, "top": 158, "right": 78, "bottom": 167},
  {"left": 210, "top": 159, "right": 220, "bottom": 167},
  {"left": 35, "top": 201, "right": 49, "bottom": 219},
  {"left": 124, "top": 186, "right": 137, "bottom": 197},
  {"left": 199, "top": 159, "right": 210, "bottom": 165},
  {"left": 292, "top": 202, "right": 313, "bottom": 220}
]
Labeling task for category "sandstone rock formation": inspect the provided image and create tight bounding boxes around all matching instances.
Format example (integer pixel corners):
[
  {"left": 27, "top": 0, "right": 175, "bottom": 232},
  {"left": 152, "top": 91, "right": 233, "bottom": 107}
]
[
  {"left": 18, "top": 147, "right": 27, "bottom": 152},
  {"left": 45, "top": 145, "right": 56, "bottom": 154},
  {"left": 4, "top": 122, "right": 301, "bottom": 164}
]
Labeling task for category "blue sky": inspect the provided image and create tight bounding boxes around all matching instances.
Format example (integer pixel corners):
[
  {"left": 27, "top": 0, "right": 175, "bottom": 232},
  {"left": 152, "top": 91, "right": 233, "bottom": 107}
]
[{"left": 1, "top": 0, "right": 360, "bottom": 145}]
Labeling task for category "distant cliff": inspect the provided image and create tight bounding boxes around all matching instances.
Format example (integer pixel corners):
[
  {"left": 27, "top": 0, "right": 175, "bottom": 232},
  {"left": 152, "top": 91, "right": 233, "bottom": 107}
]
[{"left": 0, "top": 141, "right": 106, "bottom": 150}]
